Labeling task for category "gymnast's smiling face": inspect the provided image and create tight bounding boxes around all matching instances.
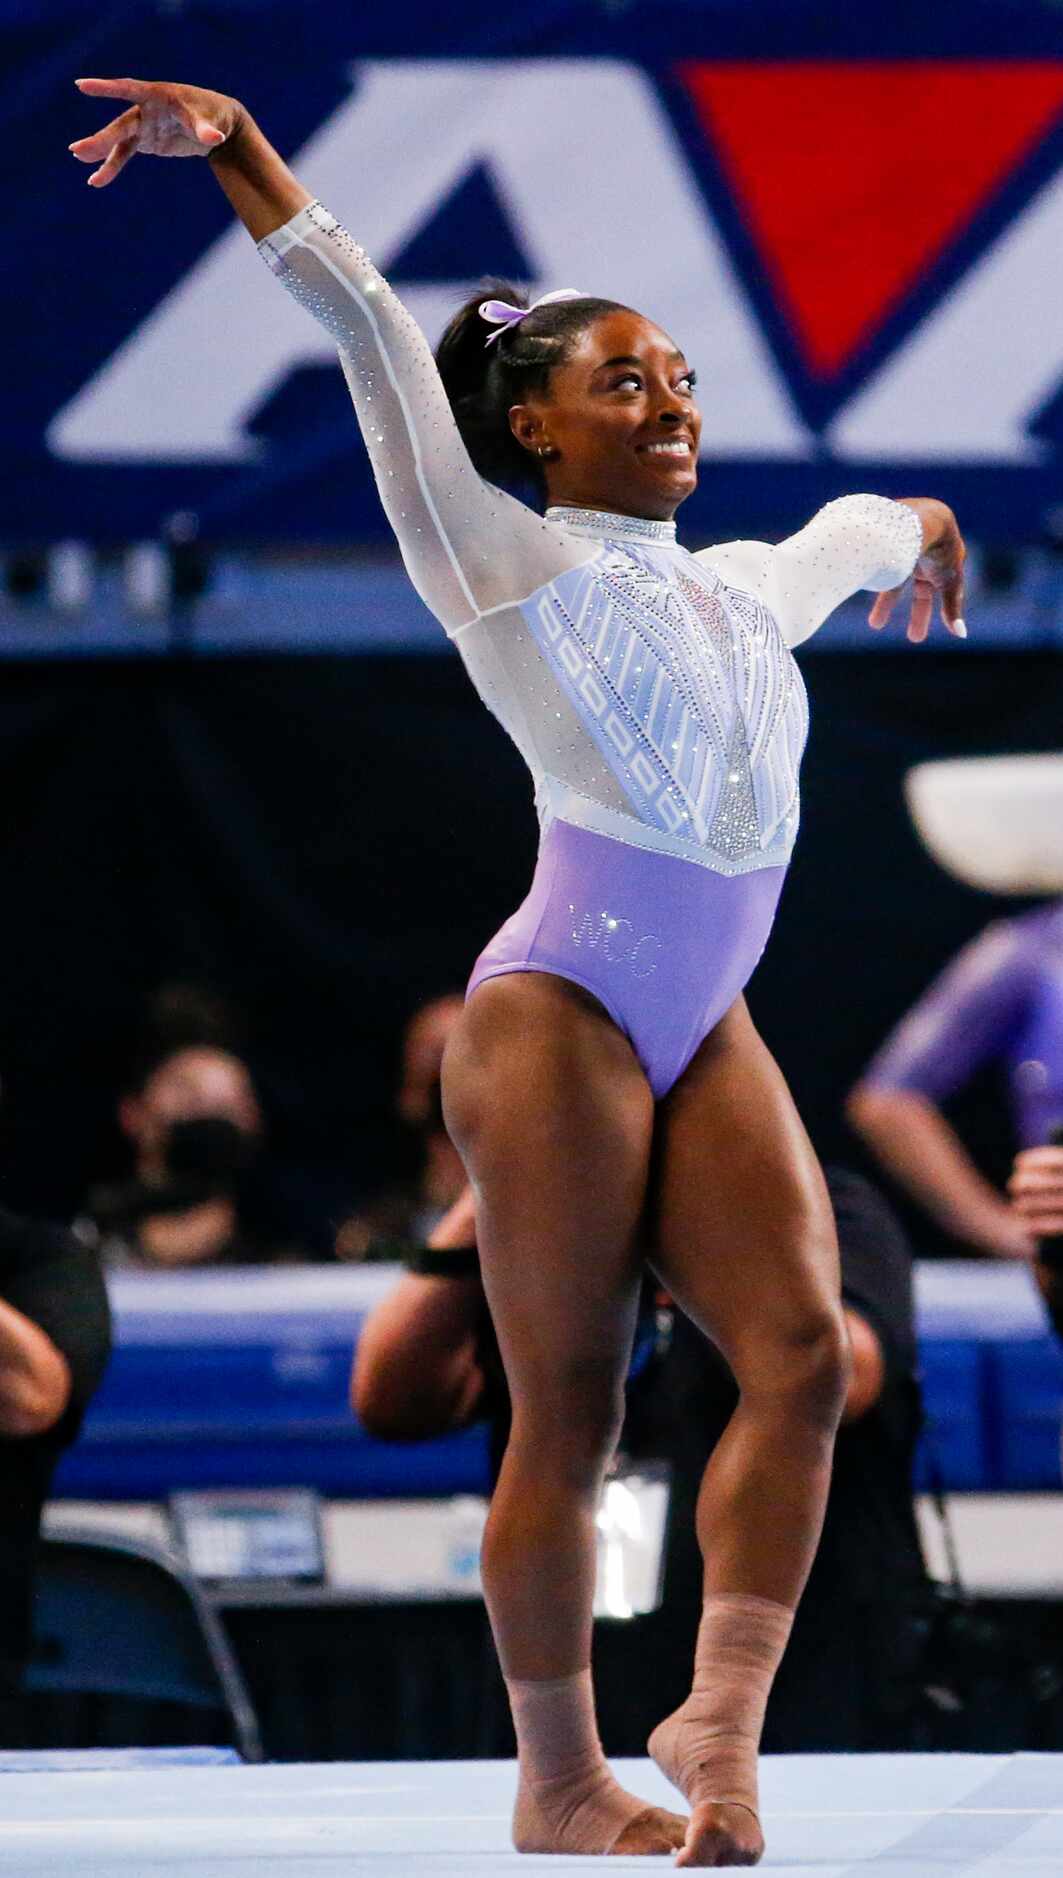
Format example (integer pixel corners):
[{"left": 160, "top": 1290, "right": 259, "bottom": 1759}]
[{"left": 507, "top": 309, "right": 701, "bottom": 523}]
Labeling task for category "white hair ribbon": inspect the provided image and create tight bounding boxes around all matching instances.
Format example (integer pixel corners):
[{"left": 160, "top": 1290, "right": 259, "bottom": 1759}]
[{"left": 479, "top": 288, "right": 585, "bottom": 346}]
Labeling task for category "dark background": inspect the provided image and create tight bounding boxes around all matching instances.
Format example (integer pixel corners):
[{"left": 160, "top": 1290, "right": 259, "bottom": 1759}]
[{"left": 1, "top": 643, "right": 1058, "bottom": 1247}]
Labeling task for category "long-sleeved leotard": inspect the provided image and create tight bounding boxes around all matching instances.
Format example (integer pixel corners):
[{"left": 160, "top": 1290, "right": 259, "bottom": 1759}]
[{"left": 260, "top": 201, "right": 922, "bottom": 1092}]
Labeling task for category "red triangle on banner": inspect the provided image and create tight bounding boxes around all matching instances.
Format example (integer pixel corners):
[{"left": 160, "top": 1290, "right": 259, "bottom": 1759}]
[{"left": 680, "top": 61, "right": 1063, "bottom": 378}]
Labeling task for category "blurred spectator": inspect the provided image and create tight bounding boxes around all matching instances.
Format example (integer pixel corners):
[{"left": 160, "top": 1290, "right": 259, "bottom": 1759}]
[
  {"left": 848, "top": 901, "right": 1063, "bottom": 1258},
  {"left": 84, "top": 986, "right": 307, "bottom": 1268},
  {"left": 352, "top": 1168, "right": 933, "bottom": 1751},
  {"left": 0, "top": 1209, "right": 110, "bottom": 1724},
  {"left": 335, "top": 993, "right": 467, "bottom": 1260},
  {"left": 849, "top": 756, "right": 1063, "bottom": 1261},
  {"left": 352, "top": 1182, "right": 484, "bottom": 1424}
]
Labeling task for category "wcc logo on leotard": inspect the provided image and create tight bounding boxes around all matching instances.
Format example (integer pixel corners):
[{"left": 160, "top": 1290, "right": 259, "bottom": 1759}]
[
  {"left": 566, "top": 905, "right": 664, "bottom": 979},
  {"left": 41, "top": 54, "right": 1063, "bottom": 544}
]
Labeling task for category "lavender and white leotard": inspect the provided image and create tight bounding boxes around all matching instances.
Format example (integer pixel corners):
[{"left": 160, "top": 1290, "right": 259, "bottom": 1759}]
[{"left": 260, "top": 201, "right": 922, "bottom": 1094}]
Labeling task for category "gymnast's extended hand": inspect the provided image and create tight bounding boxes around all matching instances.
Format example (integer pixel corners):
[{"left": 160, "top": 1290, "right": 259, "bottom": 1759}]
[
  {"left": 69, "top": 78, "right": 239, "bottom": 178},
  {"left": 869, "top": 496, "right": 967, "bottom": 645},
  {"left": 69, "top": 78, "right": 311, "bottom": 241}
]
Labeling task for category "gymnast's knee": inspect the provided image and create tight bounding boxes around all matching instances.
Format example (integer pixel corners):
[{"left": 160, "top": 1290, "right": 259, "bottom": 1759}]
[
  {"left": 742, "top": 1306, "right": 851, "bottom": 1436},
  {"left": 509, "top": 1365, "right": 627, "bottom": 1490}
]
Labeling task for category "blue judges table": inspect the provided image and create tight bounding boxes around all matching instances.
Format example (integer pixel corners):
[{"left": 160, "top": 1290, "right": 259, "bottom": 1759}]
[{"left": 52, "top": 1261, "right": 1062, "bottom": 1501}]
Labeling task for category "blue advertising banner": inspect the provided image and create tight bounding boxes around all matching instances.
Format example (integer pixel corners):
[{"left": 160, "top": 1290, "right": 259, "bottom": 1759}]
[{"left": 8, "top": 2, "right": 1063, "bottom": 546}]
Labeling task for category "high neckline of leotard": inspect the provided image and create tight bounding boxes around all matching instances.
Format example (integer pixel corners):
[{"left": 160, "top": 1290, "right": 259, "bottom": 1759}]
[{"left": 545, "top": 506, "right": 678, "bottom": 546}]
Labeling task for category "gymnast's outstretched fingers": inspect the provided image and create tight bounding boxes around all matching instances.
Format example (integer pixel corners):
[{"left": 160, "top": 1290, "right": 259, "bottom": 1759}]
[
  {"left": 868, "top": 496, "right": 966, "bottom": 642},
  {"left": 69, "top": 77, "right": 239, "bottom": 186}
]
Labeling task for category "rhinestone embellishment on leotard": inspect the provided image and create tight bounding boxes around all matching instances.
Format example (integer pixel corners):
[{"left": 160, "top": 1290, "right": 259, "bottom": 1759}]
[
  {"left": 522, "top": 541, "right": 807, "bottom": 875},
  {"left": 707, "top": 723, "right": 761, "bottom": 860},
  {"left": 546, "top": 506, "right": 678, "bottom": 546}
]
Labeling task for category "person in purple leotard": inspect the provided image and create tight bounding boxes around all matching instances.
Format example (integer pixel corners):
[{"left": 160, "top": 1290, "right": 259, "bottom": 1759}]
[
  {"left": 849, "top": 897, "right": 1063, "bottom": 1261},
  {"left": 851, "top": 746, "right": 1063, "bottom": 1332},
  {"left": 71, "top": 77, "right": 966, "bottom": 1867}
]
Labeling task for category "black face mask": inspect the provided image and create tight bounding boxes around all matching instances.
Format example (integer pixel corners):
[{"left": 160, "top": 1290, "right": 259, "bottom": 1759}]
[{"left": 163, "top": 1116, "right": 256, "bottom": 1185}]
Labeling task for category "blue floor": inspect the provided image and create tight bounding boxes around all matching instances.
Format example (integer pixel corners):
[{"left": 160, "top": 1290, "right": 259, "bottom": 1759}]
[{"left": 2, "top": 1753, "right": 1063, "bottom": 1874}]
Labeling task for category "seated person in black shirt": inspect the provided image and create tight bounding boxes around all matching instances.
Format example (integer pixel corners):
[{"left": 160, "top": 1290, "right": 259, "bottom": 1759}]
[
  {"left": 353, "top": 1168, "right": 930, "bottom": 1752},
  {"left": 352, "top": 1183, "right": 484, "bottom": 1432},
  {"left": 0, "top": 1211, "right": 111, "bottom": 1706}
]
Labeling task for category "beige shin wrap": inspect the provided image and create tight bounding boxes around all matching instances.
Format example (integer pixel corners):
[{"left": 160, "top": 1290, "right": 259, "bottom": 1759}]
[
  {"left": 509, "top": 1669, "right": 659, "bottom": 1854},
  {"left": 649, "top": 1592, "right": 794, "bottom": 1817}
]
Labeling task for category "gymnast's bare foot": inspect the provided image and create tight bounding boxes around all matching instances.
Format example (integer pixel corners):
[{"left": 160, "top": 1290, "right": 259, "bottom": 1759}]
[
  {"left": 675, "top": 1800, "right": 764, "bottom": 1868},
  {"left": 514, "top": 1783, "right": 687, "bottom": 1855},
  {"left": 612, "top": 1805, "right": 689, "bottom": 1855}
]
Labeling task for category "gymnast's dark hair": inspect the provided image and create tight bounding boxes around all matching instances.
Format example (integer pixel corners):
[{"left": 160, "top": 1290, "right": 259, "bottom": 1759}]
[{"left": 436, "top": 281, "right": 629, "bottom": 501}]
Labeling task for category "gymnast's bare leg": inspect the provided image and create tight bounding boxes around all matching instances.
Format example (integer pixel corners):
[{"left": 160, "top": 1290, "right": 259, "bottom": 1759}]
[
  {"left": 444, "top": 972, "right": 687, "bottom": 1857},
  {"left": 647, "top": 997, "right": 848, "bottom": 1866}
]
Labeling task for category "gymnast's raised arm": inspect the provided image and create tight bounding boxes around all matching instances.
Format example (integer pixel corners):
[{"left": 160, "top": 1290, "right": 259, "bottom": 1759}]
[{"left": 70, "top": 78, "right": 582, "bottom": 632}]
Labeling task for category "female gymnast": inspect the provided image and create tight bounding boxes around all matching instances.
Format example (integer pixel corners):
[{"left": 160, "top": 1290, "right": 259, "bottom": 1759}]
[{"left": 71, "top": 79, "right": 967, "bottom": 1867}]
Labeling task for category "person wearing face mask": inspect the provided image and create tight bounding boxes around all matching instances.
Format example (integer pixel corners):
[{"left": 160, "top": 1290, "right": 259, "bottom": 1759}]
[{"left": 83, "top": 1034, "right": 304, "bottom": 1270}]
